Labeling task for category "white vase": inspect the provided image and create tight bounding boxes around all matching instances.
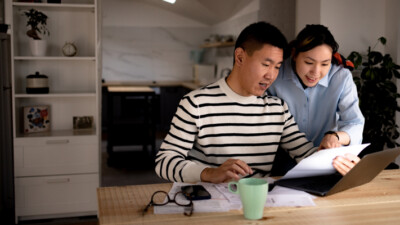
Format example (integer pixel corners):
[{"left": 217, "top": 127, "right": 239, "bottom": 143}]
[{"left": 29, "top": 39, "right": 47, "bottom": 56}]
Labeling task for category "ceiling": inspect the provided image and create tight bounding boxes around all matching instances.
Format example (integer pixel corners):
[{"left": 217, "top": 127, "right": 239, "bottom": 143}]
[{"left": 136, "top": 0, "right": 251, "bottom": 25}]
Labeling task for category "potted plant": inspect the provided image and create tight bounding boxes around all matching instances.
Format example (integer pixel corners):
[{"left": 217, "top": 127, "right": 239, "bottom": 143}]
[
  {"left": 348, "top": 37, "right": 400, "bottom": 160},
  {"left": 24, "top": 8, "right": 49, "bottom": 56}
]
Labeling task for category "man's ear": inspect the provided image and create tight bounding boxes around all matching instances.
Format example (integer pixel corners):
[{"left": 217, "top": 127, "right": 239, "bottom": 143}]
[{"left": 234, "top": 48, "right": 245, "bottom": 66}]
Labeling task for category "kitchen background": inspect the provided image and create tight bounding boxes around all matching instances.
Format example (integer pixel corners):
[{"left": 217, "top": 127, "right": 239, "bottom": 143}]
[
  {"left": 101, "top": 0, "right": 295, "bottom": 84},
  {"left": 101, "top": 0, "right": 400, "bottom": 85},
  {"left": 1, "top": 0, "right": 400, "bottom": 224},
  {"left": 101, "top": 1, "right": 400, "bottom": 169}
]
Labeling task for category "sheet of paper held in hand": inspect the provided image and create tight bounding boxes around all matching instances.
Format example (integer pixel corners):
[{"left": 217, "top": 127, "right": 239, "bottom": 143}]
[
  {"left": 154, "top": 179, "right": 316, "bottom": 214},
  {"left": 281, "top": 143, "right": 370, "bottom": 180}
]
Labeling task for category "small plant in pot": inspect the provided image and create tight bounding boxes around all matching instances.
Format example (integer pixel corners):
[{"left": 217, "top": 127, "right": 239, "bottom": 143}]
[
  {"left": 24, "top": 8, "right": 50, "bottom": 56},
  {"left": 348, "top": 37, "right": 400, "bottom": 165}
]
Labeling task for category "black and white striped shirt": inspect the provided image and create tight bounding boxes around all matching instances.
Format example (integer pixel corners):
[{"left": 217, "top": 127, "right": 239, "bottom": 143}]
[{"left": 155, "top": 78, "right": 316, "bottom": 182}]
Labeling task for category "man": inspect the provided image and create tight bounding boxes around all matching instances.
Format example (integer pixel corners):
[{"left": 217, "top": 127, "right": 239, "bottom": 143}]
[{"left": 155, "top": 22, "right": 359, "bottom": 184}]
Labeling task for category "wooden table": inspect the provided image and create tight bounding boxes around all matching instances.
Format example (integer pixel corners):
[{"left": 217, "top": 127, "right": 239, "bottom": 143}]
[{"left": 97, "top": 170, "right": 400, "bottom": 225}]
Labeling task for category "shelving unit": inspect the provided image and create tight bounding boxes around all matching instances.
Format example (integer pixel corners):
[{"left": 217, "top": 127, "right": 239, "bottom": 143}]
[{"left": 8, "top": 0, "right": 100, "bottom": 223}]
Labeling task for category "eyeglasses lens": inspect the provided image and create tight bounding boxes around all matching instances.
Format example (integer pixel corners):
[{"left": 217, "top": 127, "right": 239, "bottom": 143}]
[
  {"left": 174, "top": 192, "right": 191, "bottom": 206},
  {"left": 152, "top": 191, "right": 169, "bottom": 205},
  {"left": 144, "top": 191, "right": 193, "bottom": 216}
]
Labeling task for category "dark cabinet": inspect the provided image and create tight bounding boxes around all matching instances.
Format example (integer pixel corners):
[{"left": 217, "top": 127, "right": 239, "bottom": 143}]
[
  {"left": 106, "top": 87, "right": 157, "bottom": 156},
  {"left": 102, "top": 85, "right": 191, "bottom": 160},
  {"left": 159, "top": 86, "right": 191, "bottom": 132}
]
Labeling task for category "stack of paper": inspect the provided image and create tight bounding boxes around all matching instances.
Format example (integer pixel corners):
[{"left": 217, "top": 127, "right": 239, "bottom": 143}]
[{"left": 154, "top": 180, "right": 315, "bottom": 214}]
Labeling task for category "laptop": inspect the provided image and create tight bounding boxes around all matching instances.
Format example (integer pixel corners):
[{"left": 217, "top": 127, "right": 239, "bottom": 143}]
[{"left": 274, "top": 147, "right": 400, "bottom": 196}]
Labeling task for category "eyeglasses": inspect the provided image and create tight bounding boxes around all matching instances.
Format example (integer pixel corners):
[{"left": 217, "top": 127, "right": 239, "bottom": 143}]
[{"left": 142, "top": 191, "right": 193, "bottom": 216}]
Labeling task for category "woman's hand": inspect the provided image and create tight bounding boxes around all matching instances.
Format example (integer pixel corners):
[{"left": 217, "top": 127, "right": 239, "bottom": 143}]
[
  {"left": 332, "top": 153, "right": 360, "bottom": 175},
  {"left": 319, "top": 131, "right": 351, "bottom": 150},
  {"left": 319, "top": 134, "right": 342, "bottom": 150}
]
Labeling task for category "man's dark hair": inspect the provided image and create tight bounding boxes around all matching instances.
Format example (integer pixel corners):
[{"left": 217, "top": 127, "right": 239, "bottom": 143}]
[{"left": 235, "top": 22, "right": 288, "bottom": 59}]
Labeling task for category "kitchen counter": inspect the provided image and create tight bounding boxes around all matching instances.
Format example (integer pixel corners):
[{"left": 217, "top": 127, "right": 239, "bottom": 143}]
[{"left": 102, "top": 80, "right": 205, "bottom": 132}]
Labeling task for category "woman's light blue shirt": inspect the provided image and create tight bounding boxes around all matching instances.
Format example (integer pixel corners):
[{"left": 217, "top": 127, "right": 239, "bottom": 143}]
[{"left": 268, "top": 58, "right": 365, "bottom": 147}]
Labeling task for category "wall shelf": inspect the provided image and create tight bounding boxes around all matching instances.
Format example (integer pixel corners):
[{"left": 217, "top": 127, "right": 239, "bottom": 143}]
[
  {"left": 14, "top": 56, "right": 96, "bottom": 61},
  {"left": 12, "top": 2, "right": 95, "bottom": 9},
  {"left": 201, "top": 41, "right": 235, "bottom": 48},
  {"left": 15, "top": 129, "right": 97, "bottom": 139},
  {"left": 15, "top": 93, "right": 96, "bottom": 98}
]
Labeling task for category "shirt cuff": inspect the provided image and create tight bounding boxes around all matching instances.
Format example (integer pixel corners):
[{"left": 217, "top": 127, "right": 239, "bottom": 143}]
[
  {"left": 182, "top": 162, "right": 209, "bottom": 183},
  {"left": 340, "top": 124, "right": 364, "bottom": 145}
]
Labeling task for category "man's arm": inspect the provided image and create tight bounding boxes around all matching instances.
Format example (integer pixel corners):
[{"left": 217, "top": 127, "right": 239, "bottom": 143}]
[
  {"left": 155, "top": 95, "right": 207, "bottom": 183},
  {"left": 200, "top": 158, "right": 253, "bottom": 183}
]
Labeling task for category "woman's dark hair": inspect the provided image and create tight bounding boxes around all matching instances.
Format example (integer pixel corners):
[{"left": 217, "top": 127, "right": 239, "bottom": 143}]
[
  {"left": 291, "top": 24, "right": 338, "bottom": 58},
  {"left": 235, "top": 22, "right": 288, "bottom": 58}
]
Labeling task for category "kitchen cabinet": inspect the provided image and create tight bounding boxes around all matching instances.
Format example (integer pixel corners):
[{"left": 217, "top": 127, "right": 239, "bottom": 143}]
[
  {"left": 106, "top": 86, "right": 157, "bottom": 159},
  {"left": 8, "top": 0, "right": 100, "bottom": 222},
  {"left": 101, "top": 83, "right": 193, "bottom": 137},
  {"left": 159, "top": 86, "right": 191, "bottom": 132}
]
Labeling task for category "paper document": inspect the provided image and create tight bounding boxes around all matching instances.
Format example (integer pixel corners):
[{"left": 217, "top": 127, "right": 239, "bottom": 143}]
[
  {"left": 154, "top": 178, "right": 316, "bottom": 214},
  {"left": 282, "top": 143, "right": 370, "bottom": 179},
  {"left": 215, "top": 177, "right": 315, "bottom": 208},
  {"left": 267, "top": 185, "right": 316, "bottom": 207}
]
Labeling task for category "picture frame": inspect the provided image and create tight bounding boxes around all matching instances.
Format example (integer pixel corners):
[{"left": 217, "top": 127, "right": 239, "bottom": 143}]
[
  {"left": 73, "top": 116, "right": 93, "bottom": 130},
  {"left": 23, "top": 105, "right": 50, "bottom": 133}
]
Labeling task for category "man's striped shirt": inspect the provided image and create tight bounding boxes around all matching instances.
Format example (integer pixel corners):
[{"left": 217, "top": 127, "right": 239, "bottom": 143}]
[{"left": 155, "top": 78, "right": 316, "bottom": 182}]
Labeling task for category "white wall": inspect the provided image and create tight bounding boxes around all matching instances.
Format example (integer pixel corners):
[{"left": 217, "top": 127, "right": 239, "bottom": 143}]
[
  {"left": 385, "top": 0, "right": 400, "bottom": 61},
  {"left": 102, "top": 0, "right": 211, "bottom": 82},
  {"left": 101, "top": 0, "right": 264, "bottom": 83},
  {"left": 258, "top": 0, "right": 296, "bottom": 41},
  {"left": 296, "top": 0, "right": 397, "bottom": 57},
  {"left": 102, "top": 0, "right": 207, "bottom": 27},
  {"left": 320, "top": 0, "right": 386, "bottom": 57},
  {"left": 210, "top": 0, "right": 260, "bottom": 79},
  {"left": 295, "top": 0, "right": 320, "bottom": 34}
]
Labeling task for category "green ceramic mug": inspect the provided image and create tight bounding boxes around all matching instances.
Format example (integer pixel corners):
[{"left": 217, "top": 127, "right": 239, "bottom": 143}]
[{"left": 228, "top": 178, "right": 268, "bottom": 220}]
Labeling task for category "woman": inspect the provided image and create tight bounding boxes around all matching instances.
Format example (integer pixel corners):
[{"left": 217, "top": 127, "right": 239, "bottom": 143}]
[
  {"left": 268, "top": 25, "right": 364, "bottom": 176},
  {"left": 269, "top": 24, "right": 364, "bottom": 150}
]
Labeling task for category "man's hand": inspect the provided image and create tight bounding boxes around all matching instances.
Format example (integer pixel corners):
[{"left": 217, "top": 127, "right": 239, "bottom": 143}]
[
  {"left": 200, "top": 158, "right": 253, "bottom": 183},
  {"left": 332, "top": 153, "right": 360, "bottom": 175}
]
